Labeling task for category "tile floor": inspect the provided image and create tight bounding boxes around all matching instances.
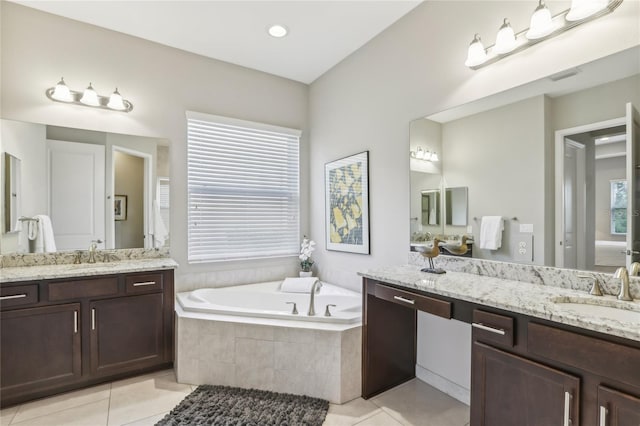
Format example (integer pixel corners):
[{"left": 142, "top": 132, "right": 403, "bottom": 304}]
[{"left": 0, "top": 370, "right": 470, "bottom": 426}]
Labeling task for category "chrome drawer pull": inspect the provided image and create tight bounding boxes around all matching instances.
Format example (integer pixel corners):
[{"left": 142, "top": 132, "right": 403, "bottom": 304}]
[
  {"left": 91, "top": 308, "right": 96, "bottom": 330},
  {"left": 393, "top": 295, "right": 415, "bottom": 305},
  {"left": 74, "top": 311, "right": 78, "bottom": 333},
  {"left": 599, "top": 406, "right": 607, "bottom": 426},
  {"left": 472, "top": 322, "right": 506, "bottom": 335},
  {"left": 563, "top": 391, "right": 572, "bottom": 426},
  {"left": 132, "top": 281, "right": 156, "bottom": 287},
  {"left": 0, "top": 293, "right": 27, "bottom": 301}
]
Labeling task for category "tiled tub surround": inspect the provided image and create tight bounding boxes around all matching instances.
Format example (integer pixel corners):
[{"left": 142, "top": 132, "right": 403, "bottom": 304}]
[
  {"left": 0, "top": 257, "right": 178, "bottom": 283},
  {"left": 175, "top": 281, "right": 362, "bottom": 404},
  {"left": 0, "top": 247, "right": 171, "bottom": 268},
  {"left": 409, "top": 252, "right": 640, "bottom": 299},
  {"left": 362, "top": 264, "right": 640, "bottom": 342}
]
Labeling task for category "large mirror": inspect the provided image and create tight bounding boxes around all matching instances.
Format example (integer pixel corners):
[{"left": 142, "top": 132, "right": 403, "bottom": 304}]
[
  {"left": 0, "top": 119, "right": 171, "bottom": 254},
  {"left": 409, "top": 46, "right": 640, "bottom": 272}
]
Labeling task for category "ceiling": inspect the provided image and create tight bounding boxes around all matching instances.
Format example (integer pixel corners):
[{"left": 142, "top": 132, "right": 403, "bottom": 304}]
[{"left": 13, "top": 0, "right": 422, "bottom": 84}]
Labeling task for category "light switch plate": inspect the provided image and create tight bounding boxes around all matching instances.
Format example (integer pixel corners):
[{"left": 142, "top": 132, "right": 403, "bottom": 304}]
[
  {"left": 519, "top": 223, "right": 534, "bottom": 233},
  {"left": 467, "top": 226, "right": 473, "bottom": 233},
  {"left": 513, "top": 234, "right": 534, "bottom": 262}
]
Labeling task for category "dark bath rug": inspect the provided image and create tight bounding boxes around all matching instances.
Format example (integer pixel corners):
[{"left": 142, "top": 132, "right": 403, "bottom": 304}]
[{"left": 155, "top": 385, "right": 329, "bottom": 426}]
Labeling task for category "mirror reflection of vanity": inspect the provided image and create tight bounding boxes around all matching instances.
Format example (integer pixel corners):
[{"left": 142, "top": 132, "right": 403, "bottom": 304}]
[
  {"left": 409, "top": 46, "right": 640, "bottom": 273},
  {"left": 0, "top": 119, "right": 171, "bottom": 254}
]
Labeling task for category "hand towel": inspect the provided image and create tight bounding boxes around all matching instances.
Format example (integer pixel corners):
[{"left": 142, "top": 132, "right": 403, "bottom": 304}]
[
  {"left": 280, "top": 277, "right": 322, "bottom": 293},
  {"left": 34, "top": 214, "right": 57, "bottom": 253},
  {"left": 479, "top": 216, "right": 504, "bottom": 250},
  {"left": 15, "top": 220, "right": 29, "bottom": 253},
  {"left": 152, "top": 200, "right": 169, "bottom": 249}
]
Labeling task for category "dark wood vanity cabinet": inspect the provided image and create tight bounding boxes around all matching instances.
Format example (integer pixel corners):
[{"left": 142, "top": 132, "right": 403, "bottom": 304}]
[
  {"left": 362, "top": 278, "right": 640, "bottom": 426},
  {"left": 0, "top": 269, "right": 174, "bottom": 407}
]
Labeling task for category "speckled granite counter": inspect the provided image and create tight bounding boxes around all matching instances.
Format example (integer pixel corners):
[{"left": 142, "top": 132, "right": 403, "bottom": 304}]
[
  {"left": 0, "top": 258, "right": 178, "bottom": 284},
  {"left": 359, "top": 265, "right": 640, "bottom": 342}
]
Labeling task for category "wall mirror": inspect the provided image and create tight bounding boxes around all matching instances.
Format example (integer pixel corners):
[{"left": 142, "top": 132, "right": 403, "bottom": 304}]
[
  {"left": 0, "top": 119, "right": 171, "bottom": 254},
  {"left": 409, "top": 46, "right": 640, "bottom": 272},
  {"left": 445, "top": 187, "right": 468, "bottom": 227}
]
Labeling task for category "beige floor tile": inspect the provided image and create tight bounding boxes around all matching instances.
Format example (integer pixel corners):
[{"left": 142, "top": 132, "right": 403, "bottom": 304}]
[
  {"left": 107, "top": 371, "right": 191, "bottom": 426},
  {"left": 371, "top": 379, "right": 469, "bottom": 426},
  {"left": 10, "top": 399, "right": 109, "bottom": 426},
  {"left": 120, "top": 411, "right": 169, "bottom": 426},
  {"left": 0, "top": 406, "right": 19, "bottom": 426},
  {"left": 354, "top": 411, "right": 403, "bottom": 426},
  {"left": 11, "top": 384, "right": 111, "bottom": 424},
  {"left": 323, "top": 398, "right": 381, "bottom": 426}
]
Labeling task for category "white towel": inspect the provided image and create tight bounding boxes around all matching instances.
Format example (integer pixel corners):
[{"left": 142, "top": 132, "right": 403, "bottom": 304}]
[
  {"left": 152, "top": 200, "right": 169, "bottom": 249},
  {"left": 15, "top": 220, "right": 29, "bottom": 253},
  {"left": 280, "top": 277, "right": 322, "bottom": 293},
  {"left": 34, "top": 215, "right": 57, "bottom": 253},
  {"left": 479, "top": 216, "right": 504, "bottom": 250}
]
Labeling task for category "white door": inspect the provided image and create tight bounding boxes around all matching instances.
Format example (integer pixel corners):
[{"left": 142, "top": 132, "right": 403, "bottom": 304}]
[
  {"left": 626, "top": 103, "right": 640, "bottom": 267},
  {"left": 48, "top": 140, "right": 105, "bottom": 250}
]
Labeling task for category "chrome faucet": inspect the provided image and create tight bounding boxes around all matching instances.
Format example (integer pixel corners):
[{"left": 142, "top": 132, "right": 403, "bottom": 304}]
[
  {"left": 613, "top": 267, "right": 633, "bottom": 301},
  {"left": 308, "top": 280, "right": 321, "bottom": 316},
  {"left": 88, "top": 239, "right": 102, "bottom": 264}
]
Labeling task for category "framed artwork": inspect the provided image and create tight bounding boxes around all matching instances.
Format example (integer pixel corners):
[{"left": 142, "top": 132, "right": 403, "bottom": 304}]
[
  {"left": 325, "top": 151, "right": 370, "bottom": 254},
  {"left": 114, "top": 195, "right": 128, "bottom": 221}
]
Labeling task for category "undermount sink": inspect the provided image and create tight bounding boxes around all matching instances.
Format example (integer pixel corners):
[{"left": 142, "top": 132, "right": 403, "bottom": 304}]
[{"left": 551, "top": 296, "right": 640, "bottom": 323}]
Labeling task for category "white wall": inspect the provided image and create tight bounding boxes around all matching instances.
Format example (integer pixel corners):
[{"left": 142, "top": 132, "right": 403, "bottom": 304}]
[
  {"left": 308, "top": 0, "right": 638, "bottom": 403},
  {"left": 0, "top": 2, "right": 309, "bottom": 289}
]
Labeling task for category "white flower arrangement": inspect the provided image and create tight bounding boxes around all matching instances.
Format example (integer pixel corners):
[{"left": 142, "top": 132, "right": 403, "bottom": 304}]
[{"left": 299, "top": 236, "right": 316, "bottom": 272}]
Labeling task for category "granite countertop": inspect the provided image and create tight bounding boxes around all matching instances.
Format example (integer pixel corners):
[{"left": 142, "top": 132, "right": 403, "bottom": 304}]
[
  {"left": 0, "top": 258, "right": 179, "bottom": 284},
  {"left": 359, "top": 265, "right": 640, "bottom": 342}
]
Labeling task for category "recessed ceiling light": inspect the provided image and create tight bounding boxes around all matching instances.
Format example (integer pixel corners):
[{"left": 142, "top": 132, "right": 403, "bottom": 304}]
[{"left": 268, "top": 24, "right": 288, "bottom": 38}]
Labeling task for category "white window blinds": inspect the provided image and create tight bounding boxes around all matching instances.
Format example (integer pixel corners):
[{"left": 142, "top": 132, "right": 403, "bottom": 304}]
[{"left": 186, "top": 111, "right": 301, "bottom": 263}]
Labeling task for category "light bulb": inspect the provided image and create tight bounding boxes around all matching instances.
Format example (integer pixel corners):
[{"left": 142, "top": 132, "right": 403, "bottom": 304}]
[
  {"left": 526, "top": 1, "right": 554, "bottom": 39},
  {"left": 416, "top": 147, "right": 425, "bottom": 160},
  {"left": 51, "top": 77, "right": 73, "bottom": 102},
  {"left": 107, "top": 88, "right": 126, "bottom": 110},
  {"left": 566, "top": 0, "right": 608, "bottom": 21},
  {"left": 464, "top": 34, "right": 488, "bottom": 67},
  {"left": 268, "top": 25, "right": 288, "bottom": 38},
  {"left": 494, "top": 18, "right": 517, "bottom": 54},
  {"left": 430, "top": 152, "right": 439, "bottom": 162},
  {"left": 80, "top": 83, "right": 100, "bottom": 106}
]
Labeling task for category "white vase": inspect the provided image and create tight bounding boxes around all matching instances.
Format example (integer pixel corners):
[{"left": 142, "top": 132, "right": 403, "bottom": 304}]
[{"left": 299, "top": 271, "right": 313, "bottom": 277}]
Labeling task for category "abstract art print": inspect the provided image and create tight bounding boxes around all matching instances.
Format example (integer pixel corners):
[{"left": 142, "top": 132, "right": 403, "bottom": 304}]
[{"left": 325, "top": 151, "right": 370, "bottom": 254}]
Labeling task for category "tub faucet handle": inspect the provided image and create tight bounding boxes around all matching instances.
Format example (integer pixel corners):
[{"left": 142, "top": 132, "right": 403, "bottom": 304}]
[
  {"left": 324, "top": 304, "right": 336, "bottom": 317},
  {"left": 286, "top": 302, "right": 298, "bottom": 315}
]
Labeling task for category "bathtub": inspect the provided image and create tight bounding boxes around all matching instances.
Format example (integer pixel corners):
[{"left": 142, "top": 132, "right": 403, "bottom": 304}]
[
  {"left": 175, "top": 280, "right": 363, "bottom": 402},
  {"left": 176, "top": 280, "right": 361, "bottom": 324}
]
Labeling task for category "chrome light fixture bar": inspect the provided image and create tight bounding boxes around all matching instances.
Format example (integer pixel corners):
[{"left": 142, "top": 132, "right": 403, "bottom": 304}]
[
  {"left": 46, "top": 78, "right": 134, "bottom": 112},
  {"left": 465, "top": 0, "right": 623, "bottom": 70},
  {"left": 410, "top": 146, "right": 439, "bottom": 162}
]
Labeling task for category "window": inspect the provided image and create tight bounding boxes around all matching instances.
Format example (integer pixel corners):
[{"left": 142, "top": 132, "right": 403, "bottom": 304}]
[
  {"left": 186, "top": 111, "right": 301, "bottom": 263},
  {"left": 610, "top": 179, "right": 627, "bottom": 235}
]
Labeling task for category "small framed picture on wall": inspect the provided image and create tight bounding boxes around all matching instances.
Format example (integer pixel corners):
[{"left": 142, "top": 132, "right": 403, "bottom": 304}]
[{"left": 114, "top": 195, "right": 128, "bottom": 221}]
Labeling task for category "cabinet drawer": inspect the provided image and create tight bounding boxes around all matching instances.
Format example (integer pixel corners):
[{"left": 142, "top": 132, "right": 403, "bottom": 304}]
[
  {"left": 125, "top": 273, "right": 163, "bottom": 294},
  {"left": 472, "top": 309, "right": 515, "bottom": 347},
  {"left": 0, "top": 284, "right": 38, "bottom": 308},
  {"left": 375, "top": 284, "right": 451, "bottom": 319},
  {"left": 48, "top": 277, "right": 119, "bottom": 301},
  {"left": 528, "top": 322, "right": 640, "bottom": 389}
]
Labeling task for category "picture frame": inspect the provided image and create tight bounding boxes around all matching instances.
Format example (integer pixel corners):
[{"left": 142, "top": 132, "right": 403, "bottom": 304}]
[
  {"left": 114, "top": 195, "right": 128, "bottom": 221},
  {"left": 325, "top": 151, "right": 370, "bottom": 254}
]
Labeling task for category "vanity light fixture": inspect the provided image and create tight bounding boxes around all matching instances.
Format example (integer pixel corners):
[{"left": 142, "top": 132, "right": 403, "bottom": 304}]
[
  {"left": 410, "top": 147, "right": 439, "bottom": 162},
  {"left": 465, "top": 0, "right": 623, "bottom": 70},
  {"left": 46, "top": 78, "right": 134, "bottom": 112}
]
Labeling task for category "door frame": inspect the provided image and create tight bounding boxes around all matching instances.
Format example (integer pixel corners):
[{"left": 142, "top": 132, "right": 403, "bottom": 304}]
[
  {"left": 554, "top": 117, "right": 625, "bottom": 268},
  {"left": 108, "top": 146, "right": 153, "bottom": 249}
]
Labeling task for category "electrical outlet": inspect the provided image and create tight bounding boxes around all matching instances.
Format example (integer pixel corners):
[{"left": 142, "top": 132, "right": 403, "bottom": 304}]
[
  {"left": 467, "top": 226, "right": 473, "bottom": 233},
  {"left": 513, "top": 235, "right": 534, "bottom": 262}
]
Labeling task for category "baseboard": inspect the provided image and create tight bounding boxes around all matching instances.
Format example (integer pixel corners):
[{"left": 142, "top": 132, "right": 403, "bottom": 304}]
[{"left": 415, "top": 364, "right": 470, "bottom": 406}]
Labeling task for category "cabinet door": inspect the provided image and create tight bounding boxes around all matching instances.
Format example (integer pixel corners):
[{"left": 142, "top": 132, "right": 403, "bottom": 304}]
[
  {"left": 598, "top": 386, "right": 640, "bottom": 426},
  {"left": 471, "top": 342, "right": 580, "bottom": 426},
  {"left": 1, "top": 304, "right": 81, "bottom": 401},
  {"left": 90, "top": 293, "right": 164, "bottom": 376}
]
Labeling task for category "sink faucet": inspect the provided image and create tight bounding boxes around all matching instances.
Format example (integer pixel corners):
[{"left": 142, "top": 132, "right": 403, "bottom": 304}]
[
  {"left": 613, "top": 267, "right": 633, "bottom": 301},
  {"left": 308, "top": 280, "right": 321, "bottom": 316},
  {"left": 88, "top": 239, "right": 102, "bottom": 264}
]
